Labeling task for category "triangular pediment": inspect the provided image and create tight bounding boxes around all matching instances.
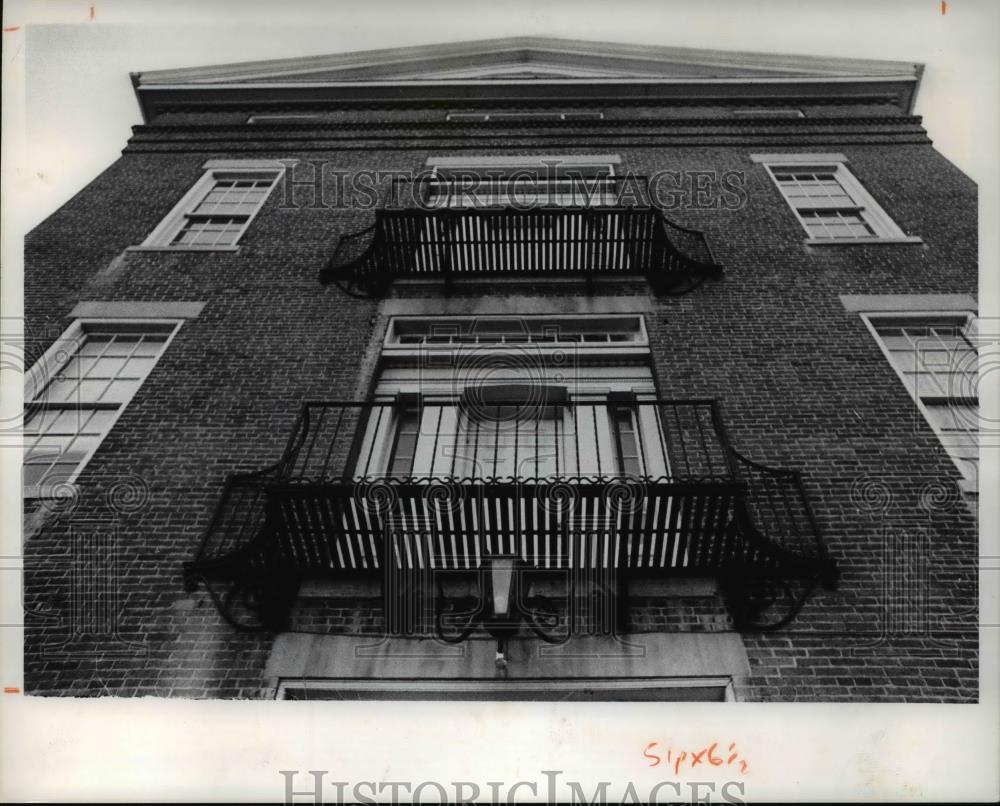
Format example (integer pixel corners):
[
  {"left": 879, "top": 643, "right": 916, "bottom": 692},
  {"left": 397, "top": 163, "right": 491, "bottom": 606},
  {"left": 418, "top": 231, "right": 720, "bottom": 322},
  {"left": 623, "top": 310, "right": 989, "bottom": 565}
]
[{"left": 136, "top": 36, "right": 920, "bottom": 86}]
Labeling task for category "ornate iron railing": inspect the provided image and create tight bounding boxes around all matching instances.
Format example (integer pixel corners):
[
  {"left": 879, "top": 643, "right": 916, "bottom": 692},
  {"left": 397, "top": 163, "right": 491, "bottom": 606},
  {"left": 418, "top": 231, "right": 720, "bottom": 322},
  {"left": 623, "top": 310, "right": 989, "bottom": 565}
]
[
  {"left": 183, "top": 398, "right": 836, "bottom": 632},
  {"left": 318, "top": 205, "right": 723, "bottom": 297}
]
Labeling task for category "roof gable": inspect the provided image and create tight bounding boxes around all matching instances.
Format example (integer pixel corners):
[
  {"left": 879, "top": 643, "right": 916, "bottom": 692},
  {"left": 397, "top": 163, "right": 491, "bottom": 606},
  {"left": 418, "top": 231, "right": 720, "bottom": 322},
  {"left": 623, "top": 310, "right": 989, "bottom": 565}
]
[
  {"left": 131, "top": 36, "right": 923, "bottom": 120},
  {"left": 136, "top": 36, "right": 921, "bottom": 85}
]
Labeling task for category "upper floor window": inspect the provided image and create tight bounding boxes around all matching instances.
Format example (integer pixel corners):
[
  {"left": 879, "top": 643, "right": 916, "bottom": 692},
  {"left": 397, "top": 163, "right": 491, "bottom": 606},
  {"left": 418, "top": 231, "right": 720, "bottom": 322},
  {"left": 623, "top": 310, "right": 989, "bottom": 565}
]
[
  {"left": 863, "top": 312, "right": 979, "bottom": 491},
  {"left": 445, "top": 112, "right": 605, "bottom": 122},
  {"left": 424, "top": 155, "right": 619, "bottom": 208},
  {"left": 23, "top": 320, "right": 181, "bottom": 494},
  {"left": 752, "top": 154, "right": 917, "bottom": 244},
  {"left": 140, "top": 160, "right": 285, "bottom": 249}
]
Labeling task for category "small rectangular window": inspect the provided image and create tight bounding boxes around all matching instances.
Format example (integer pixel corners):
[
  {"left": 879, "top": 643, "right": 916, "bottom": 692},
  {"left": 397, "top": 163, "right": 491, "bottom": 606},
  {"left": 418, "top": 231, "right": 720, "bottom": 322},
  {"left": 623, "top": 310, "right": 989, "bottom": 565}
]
[
  {"left": 761, "top": 160, "right": 911, "bottom": 242},
  {"left": 864, "top": 313, "right": 979, "bottom": 489},
  {"left": 141, "top": 165, "right": 283, "bottom": 249},
  {"left": 445, "top": 112, "right": 604, "bottom": 122},
  {"left": 247, "top": 114, "right": 321, "bottom": 124},
  {"left": 733, "top": 108, "right": 804, "bottom": 118},
  {"left": 385, "top": 316, "right": 646, "bottom": 348},
  {"left": 24, "top": 320, "right": 180, "bottom": 493}
]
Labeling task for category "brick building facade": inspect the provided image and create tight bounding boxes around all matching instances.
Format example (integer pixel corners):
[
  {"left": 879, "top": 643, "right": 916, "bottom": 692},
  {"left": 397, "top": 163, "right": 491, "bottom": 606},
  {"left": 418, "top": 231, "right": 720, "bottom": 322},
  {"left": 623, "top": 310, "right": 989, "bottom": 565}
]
[{"left": 22, "top": 38, "right": 978, "bottom": 701}]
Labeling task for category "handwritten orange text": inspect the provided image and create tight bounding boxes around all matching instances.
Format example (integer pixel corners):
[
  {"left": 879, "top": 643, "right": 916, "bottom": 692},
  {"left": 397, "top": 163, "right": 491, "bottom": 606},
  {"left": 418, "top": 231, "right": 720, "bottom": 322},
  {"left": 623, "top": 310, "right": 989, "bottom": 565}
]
[{"left": 643, "top": 741, "right": 749, "bottom": 775}]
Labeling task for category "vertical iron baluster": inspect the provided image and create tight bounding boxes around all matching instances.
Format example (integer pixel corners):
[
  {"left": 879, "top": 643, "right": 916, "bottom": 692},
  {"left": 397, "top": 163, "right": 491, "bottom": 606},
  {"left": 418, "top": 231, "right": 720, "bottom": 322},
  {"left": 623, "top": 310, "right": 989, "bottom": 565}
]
[
  {"left": 299, "top": 405, "right": 326, "bottom": 479},
  {"left": 492, "top": 406, "right": 500, "bottom": 479},
  {"left": 592, "top": 404, "right": 602, "bottom": 477},
  {"left": 671, "top": 403, "right": 692, "bottom": 477},
  {"left": 652, "top": 401, "right": 670, "bottom": 479},
  {"left": 450, "top": 402, "right": 459, "bottom": 478},
  {"left": 693, "top": 404, "right": 714, "bottom": 477},
  {"left": 573, "top": 406, "right": 581, "bottom": 477},
  {"left": 322, "top": 405, "right": 346, "bottom": 480},
  {"left": 429, "top": 405, "right": 444, "bottom": 477},
  {"left": 513, "top": 409, "right": 519, "bottom": 480},
  {"left": 634, "top": 402, "right": 648, "bottom": 477},
  {"left": 554, "top": 405, "right": 561, "bottom": 477},
  {"left": 472, "top": 413, "right": 481, "bottom": 479},
  {"left": 535, "top": 406, "right": 540, "bottom": 478},
  {"left": 361, "top": 405, "right": 387, "bottom": 478}
]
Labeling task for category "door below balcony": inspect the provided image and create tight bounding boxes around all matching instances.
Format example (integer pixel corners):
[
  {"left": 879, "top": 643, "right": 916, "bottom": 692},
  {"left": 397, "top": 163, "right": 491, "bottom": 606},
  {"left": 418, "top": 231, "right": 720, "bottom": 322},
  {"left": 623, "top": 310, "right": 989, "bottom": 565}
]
[{"left": 264, "top": 631, "right": 749, "bottom": 701}]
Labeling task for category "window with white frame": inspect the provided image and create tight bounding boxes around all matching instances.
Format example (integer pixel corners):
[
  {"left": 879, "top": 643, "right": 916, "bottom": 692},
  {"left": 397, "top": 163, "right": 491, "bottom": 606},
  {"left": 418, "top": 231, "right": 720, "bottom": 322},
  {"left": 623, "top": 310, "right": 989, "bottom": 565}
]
[
  {"left": 23, "top": 320, "right": 180, "bottom": 492},
  {"left": 863, "top": 313, "right": 979, "bottom": 488},
  {"left": 364, "top": 315, "right": 661, "bottom": 482},
  {"left": 385, "top": 315, "right": 647, "bottom": 348},
  {"left": 759, "top": 158, "right": 910, "bottom": 241},
  {"left": 141, "top": 163, "right": 283, "bottom": 248},
  {"left": 424, "top": 156, "right": 619, "bottom": 208}
]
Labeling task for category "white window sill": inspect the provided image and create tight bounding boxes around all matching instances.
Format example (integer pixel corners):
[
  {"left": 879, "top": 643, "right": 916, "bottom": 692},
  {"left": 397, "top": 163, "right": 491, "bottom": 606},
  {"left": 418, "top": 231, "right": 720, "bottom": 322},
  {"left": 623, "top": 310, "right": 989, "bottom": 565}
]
[
  {"left": 805, "top": 236, "right": 923, "bottom": 246},
  {"left": 126, "top": 245, "right": 241, "bottom": 253}
]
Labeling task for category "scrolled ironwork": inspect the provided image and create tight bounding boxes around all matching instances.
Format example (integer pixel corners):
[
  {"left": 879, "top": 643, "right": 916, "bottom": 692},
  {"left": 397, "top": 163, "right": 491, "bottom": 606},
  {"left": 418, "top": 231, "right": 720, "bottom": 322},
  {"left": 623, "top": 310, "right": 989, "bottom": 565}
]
[{"left": 182, "top": 397, "right": 838, "bottom": 635}]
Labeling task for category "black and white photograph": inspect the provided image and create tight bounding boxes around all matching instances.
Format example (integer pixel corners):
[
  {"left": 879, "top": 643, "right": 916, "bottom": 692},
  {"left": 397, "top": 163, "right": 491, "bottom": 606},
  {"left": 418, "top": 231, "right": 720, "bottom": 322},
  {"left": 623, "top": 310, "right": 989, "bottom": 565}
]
[{"left": 1, "top": 0, "right": 997, "bottom": 802}]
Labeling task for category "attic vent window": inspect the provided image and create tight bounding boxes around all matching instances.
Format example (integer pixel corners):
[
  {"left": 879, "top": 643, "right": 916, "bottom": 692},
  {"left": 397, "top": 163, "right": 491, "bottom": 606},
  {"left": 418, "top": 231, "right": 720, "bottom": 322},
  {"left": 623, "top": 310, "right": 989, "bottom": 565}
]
[
  {"left": 732, "top": 109, "right": 804, "bottom": 118},
  {"left": 446, "top": 112, "right": 605, "bottom": 122},
  {"left": 247, "top": 114, "right": 322, "bottom": 124}
]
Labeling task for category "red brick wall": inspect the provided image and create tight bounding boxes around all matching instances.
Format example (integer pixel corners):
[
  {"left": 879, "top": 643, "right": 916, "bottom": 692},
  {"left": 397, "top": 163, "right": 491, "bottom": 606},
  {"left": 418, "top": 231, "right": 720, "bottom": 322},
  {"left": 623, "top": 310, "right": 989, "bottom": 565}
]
[{"left": 23, "top": 103, "right": 978, "bottom": 700}]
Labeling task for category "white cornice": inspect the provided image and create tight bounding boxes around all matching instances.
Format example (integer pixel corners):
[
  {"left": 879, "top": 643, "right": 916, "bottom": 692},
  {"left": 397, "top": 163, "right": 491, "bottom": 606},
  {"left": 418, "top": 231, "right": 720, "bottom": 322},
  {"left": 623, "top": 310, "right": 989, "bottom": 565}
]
[
  {"left": 133, "top": 36, "right": 921, "bottom": 86},
  {"left": 139, "top": 75, "right": 918, "bottom": 90},
  {"left": 130, "top": 37, "right": 924, "bottom": 123}
]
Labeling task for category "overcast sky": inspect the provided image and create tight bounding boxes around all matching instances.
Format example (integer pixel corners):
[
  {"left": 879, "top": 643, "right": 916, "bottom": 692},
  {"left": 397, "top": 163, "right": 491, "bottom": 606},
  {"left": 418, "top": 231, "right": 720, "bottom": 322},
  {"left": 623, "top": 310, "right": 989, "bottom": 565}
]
[{"left": 5, "top": 0, "right": 999, "bottom": 234}]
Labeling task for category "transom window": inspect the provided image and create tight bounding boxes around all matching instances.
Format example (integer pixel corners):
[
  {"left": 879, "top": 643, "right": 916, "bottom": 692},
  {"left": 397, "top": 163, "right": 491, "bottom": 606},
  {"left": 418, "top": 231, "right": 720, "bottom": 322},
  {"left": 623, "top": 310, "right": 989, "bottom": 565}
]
[
  {"left": 385, "top": 316, "right": 647, "bottom": 348},
  {"left": 864, "top": 314, "right": 979, "bottom": 488},
  {"left": 141, "top": 163, "right": 283, "bottom": 249},
  {"left": 759, "top": 158, "right": 909, "bottom": 242},
  {"left": 24, "top": 321, "right": 180, "bottom": 492}
]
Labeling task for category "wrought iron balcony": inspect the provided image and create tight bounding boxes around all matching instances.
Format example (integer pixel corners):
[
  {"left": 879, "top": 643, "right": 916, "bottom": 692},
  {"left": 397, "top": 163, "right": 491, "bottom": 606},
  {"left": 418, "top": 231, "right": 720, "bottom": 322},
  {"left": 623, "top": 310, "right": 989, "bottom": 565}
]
[
  {"left": 183, "top": 396, "right": 837, "bottom": 634},
  {"left": 318, "top": 203, "right": 723, "bottom": 297}
]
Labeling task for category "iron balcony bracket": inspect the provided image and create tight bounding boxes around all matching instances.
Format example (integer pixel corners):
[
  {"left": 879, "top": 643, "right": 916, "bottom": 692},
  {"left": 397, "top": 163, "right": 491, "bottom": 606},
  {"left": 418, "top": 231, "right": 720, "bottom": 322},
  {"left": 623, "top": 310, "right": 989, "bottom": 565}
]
[{"left": 183, "top": 399, "right": 836, "bottom": 635}]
